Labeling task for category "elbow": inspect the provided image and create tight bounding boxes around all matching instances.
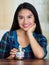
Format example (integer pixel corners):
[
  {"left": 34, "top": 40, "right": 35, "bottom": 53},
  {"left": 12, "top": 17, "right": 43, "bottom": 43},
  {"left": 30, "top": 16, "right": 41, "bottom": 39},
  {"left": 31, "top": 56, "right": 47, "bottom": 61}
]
[
  {"left": 36, "top": 53, "right": 44, "bottom": 59},
  {"left": 37, "top": 55, "right": 44, "bottom": 59}
]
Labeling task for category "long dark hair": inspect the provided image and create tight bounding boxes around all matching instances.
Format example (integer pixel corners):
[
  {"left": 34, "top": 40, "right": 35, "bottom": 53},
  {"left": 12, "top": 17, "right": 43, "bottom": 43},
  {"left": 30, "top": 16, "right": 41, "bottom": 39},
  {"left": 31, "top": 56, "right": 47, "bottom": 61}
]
[{"left": 10, "top": 2, "right": 42, "bottom": 34}]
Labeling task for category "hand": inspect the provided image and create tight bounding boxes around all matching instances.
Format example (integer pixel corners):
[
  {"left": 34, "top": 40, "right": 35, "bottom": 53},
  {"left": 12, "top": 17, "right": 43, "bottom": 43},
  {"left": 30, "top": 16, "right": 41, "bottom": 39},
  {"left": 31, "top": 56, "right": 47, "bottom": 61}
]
[
  {"left": 7, "top": 48, "right": 18, "bottom": 59},
  {"left": 27, "top": 23, "right": 36, "bottom": 35}
]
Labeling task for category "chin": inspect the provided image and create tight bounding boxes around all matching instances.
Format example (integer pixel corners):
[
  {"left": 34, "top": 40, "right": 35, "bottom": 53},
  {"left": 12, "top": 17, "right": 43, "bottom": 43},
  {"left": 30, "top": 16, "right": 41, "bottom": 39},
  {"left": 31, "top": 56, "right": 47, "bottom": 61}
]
[
  {"left": 23, "top": 28, "right": 29, "bottom": 31},
  {"left": 21, "top": 26, "right": 30, "bottom": 31}
]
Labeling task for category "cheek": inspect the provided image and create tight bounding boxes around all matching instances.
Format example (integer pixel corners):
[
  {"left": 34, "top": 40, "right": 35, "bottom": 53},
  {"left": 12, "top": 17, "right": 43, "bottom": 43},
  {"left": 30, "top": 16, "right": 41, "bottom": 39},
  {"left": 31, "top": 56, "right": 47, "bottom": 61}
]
[
  {"left": 29, "top": 17, "right": 35, "bottom": 24},
  {"left": 18, "top": 21, "right": 23, "bottom": 28},
  {"left": 28, "top": 20, "right": 35, "bottom": 28},
  {"left": 18, "top": 19, "right": 23, "bottom": 25},
  {"left": 30, "top": 20, "right": 35, "bottom": 25}
]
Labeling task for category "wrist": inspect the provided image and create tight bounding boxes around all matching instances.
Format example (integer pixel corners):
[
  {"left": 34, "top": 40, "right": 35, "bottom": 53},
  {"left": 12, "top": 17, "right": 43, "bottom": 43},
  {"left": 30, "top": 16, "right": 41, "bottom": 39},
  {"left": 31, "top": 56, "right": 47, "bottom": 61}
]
[
  {"left": 27, "top": 32, "right": 33, "bottom": 37},
  {"left": 7, "top": 55, "right": 15, "bottom": 59}
]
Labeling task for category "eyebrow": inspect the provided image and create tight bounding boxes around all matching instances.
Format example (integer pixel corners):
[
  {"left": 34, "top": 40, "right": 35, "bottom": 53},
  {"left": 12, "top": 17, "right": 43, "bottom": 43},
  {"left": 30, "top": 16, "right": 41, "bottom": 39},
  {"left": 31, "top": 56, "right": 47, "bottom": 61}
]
[{"left": 18, "top": 14, "right": 33, "bottom": 17}]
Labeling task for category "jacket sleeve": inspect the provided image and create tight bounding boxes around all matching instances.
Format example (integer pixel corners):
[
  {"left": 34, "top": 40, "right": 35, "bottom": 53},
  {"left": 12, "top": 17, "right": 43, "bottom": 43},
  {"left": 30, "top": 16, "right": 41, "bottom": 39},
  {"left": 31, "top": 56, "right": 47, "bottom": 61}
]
[
  {"left": 0, "top": 32, "right": 9, "bottom": 59},
  {"left": 37, "top": 34, "right": 47, "bottom": 58}
]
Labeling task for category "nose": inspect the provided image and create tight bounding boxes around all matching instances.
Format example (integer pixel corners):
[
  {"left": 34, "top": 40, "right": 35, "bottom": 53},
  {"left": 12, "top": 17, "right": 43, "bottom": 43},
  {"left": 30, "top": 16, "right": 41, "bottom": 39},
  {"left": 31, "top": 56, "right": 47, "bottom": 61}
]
[{"left": 24, "top": 18, "right": 28, "bottom": 24}]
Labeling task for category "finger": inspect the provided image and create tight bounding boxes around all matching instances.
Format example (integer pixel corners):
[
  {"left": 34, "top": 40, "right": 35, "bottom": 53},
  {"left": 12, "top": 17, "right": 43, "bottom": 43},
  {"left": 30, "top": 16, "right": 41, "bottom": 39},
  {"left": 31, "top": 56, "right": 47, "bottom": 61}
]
[
  {"left": 10, "top": 52, "right": 16, "bottom": 55},
  {"left": 10, "top": 54, "right": 15, "bottom": 58},
  {"left": 10, "top": 49, "right": 18, "bottom": 55},
  {"left": 32, "top": 23, "right": 36, "bottom": 29},
  {"left": 12, "top": 48, "right": 18, "bottom": 51},
  {"left": 10, "top": 50, "right": 17, "bottom": 54},
  {"left": 11, "top": 48, "right": 18, "bottom": 52}
]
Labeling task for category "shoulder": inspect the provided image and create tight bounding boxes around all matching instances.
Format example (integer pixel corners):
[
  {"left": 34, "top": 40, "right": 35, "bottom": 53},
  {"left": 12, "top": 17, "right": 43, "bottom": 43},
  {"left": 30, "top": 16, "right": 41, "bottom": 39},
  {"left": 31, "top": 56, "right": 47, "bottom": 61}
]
[
  {"left": 34, "top": 32, "right": 47, "bottom": 39},
  {"left": 37, "top": 33, "right": 47, "bottom": 41},
  {"left": 1, "top": 30, "right": 16, "bottom": 41},
  {"left": 33, "top": 33, "right": 47, "bottom": 43},
  {"left": 3, "top": 30, "right": 16, "bottom": 37}
]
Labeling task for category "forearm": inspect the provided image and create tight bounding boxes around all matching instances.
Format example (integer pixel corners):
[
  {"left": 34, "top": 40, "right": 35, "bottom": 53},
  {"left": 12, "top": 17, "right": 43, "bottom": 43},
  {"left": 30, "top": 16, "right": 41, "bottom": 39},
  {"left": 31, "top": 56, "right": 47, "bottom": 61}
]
[{"left": 27, "top": 33, "right": 44, "bottom": 59}]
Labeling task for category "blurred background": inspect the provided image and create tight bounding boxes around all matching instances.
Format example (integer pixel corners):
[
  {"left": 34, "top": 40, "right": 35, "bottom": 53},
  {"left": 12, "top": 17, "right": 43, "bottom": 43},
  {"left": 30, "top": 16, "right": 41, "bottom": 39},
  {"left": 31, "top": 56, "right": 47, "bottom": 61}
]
[{"left": 0, "top": 0, "right": 49, "bottom": 58}]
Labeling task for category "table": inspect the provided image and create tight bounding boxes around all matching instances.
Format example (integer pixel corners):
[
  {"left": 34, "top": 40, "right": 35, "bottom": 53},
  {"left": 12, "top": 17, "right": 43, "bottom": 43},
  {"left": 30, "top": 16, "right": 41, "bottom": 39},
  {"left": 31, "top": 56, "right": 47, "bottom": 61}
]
[{"left": 0, "top": 59, "right": 49, "bottom": 65}]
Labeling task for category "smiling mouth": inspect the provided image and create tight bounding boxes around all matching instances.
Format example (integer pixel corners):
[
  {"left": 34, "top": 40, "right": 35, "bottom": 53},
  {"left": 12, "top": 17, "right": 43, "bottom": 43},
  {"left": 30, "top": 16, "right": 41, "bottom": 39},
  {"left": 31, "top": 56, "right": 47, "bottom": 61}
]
[{"left": 23, "top": 23, "right": 31, "bottom": 28}]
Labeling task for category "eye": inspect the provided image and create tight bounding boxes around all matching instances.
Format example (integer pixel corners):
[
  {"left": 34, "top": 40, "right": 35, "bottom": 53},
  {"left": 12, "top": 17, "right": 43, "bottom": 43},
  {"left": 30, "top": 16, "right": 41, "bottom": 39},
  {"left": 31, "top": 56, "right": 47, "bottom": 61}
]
[
  {"left": 28, "top": 16, "right": 31, "bottom": 18},
  {"left": 18, "top": 16, "right": 24, "bottom": 19},
  {"left": 27, "top": 14, "right": 33, "bottom": 18}
]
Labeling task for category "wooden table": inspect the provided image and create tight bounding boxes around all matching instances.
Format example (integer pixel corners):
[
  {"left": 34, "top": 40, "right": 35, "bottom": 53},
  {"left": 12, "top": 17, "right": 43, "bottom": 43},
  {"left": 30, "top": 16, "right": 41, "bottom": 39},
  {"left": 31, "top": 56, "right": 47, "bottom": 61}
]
[{"left": 0, "top": 59, "right": 49, "bottom": 65}]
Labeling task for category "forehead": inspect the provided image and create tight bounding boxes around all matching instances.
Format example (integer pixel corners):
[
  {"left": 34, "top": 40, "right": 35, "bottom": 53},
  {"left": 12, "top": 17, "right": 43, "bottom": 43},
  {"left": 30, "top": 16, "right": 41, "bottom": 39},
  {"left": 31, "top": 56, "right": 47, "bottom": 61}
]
[{"left": 18, "top": 9, "right": 33, "bottom": 15}]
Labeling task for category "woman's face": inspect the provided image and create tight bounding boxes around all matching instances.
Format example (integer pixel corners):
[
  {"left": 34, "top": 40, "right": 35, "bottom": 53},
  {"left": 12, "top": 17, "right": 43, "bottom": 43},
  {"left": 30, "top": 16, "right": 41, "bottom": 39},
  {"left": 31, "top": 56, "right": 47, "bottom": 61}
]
[{"left": 18, "top": 9, "right": 35, "bottom": 31}]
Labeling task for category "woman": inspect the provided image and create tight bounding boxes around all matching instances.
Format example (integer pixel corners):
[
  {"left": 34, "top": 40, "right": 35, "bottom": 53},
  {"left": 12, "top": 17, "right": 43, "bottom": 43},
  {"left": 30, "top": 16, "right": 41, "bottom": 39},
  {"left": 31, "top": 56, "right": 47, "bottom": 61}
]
[{"left": 0, "top": 2, "right": 47, "bottom": 59}]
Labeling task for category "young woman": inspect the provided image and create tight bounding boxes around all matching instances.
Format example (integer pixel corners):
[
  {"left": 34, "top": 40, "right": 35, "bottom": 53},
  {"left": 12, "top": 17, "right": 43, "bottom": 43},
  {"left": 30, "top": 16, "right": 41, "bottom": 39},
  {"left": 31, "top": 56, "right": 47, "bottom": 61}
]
[{"left": 0, "top": 2, "right": 47, "bottom": 59}]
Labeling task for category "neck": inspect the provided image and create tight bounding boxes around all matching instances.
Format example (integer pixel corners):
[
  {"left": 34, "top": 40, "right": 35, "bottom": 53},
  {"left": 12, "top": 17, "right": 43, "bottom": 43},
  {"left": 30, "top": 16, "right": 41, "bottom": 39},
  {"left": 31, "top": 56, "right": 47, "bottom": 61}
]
[{"left": 18, "top": 29, "right": 26, "bottom": 35}]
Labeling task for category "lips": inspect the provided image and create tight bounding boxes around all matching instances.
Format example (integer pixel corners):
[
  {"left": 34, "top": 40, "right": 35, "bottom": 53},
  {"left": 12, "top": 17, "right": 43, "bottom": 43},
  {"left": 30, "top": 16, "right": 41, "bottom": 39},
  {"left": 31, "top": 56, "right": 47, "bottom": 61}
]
[{"left": 23, "top": 23, "right": 31, "bottom": 28}]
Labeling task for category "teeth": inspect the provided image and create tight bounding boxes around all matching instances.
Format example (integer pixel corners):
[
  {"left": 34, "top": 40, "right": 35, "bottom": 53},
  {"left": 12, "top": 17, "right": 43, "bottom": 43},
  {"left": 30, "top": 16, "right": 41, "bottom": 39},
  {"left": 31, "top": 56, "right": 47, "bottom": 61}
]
[
  {"left": 24, "top": 23, "right": 29, "bottom": 25},
  {"left": 24, "top": 23, "right": 30, "bottom": 26},
  {"left": 24, "top": 23, "right": 28, "bottom": 25},
  {"left": 24, "top": 25, "right": 28, "bottom": 26}
]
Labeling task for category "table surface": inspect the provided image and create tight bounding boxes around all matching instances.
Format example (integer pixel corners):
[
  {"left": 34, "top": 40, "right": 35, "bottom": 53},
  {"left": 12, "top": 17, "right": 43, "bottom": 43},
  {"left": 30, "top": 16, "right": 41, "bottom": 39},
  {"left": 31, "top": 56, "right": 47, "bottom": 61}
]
[{"left": 0, "top": 59, "right": 49, "bottom": 65}]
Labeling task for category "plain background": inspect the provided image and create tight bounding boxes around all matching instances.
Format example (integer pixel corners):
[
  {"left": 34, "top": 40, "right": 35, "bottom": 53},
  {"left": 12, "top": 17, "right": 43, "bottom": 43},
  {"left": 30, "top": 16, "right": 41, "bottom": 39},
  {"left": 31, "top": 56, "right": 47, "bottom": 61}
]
[{"left": 0, "top": 0, "right": 49, "bottom": 59}]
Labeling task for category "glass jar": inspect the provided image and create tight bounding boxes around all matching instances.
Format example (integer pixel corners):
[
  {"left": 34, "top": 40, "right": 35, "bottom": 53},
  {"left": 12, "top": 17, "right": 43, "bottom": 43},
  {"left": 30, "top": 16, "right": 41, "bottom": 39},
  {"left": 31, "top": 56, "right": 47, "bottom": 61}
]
[{"left": 15, "top": 45, "right": 24, "bottom": 59}]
